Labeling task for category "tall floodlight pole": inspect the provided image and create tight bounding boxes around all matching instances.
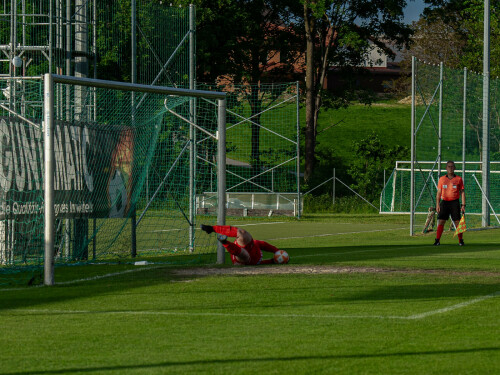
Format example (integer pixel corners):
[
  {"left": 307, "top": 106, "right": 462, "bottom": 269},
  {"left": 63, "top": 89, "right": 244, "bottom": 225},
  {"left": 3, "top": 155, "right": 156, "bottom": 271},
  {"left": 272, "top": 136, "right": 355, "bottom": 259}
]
[
  {"left": 189, "top": 4, "right": 196, "bottom": 252},
  {"left": 482, "top": 0, "right": 490, "bottom": 227},
  {"left": 463, "top": 67, "right": 467, "bottom": 186},
  {"left": 438, "top": 62, "right": 443, "bottom": 176},
  {"left": 130, "top": 0, "right": 137, "bottom": 256},
  {"left": 296, "top": 81, "right": 301, "bottom": 219},
  {"left": 410, "top": 56, "right": 416, "bottom": 235}
]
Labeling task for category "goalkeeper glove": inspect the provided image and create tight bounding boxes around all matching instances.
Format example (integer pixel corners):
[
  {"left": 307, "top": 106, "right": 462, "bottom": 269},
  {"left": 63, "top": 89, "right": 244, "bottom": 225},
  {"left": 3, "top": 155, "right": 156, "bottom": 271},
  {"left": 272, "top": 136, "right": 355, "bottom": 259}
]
[{"left": 200, "top": 224, "right": 214, "bottom": 234}]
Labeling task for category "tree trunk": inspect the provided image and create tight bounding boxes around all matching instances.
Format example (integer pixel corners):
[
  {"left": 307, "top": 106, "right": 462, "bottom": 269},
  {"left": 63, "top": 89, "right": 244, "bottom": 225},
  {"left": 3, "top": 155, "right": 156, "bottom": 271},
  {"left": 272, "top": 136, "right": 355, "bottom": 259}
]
[{"left": 304, "top": 4, "right": 316, "bottom": 182}]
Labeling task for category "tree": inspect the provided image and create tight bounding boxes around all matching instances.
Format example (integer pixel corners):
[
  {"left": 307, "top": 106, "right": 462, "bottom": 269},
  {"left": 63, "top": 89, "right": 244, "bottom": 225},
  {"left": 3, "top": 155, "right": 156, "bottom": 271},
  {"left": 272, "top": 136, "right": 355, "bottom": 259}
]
[
  {"left": 177, "top": 0, "right": 302, "bottom": 170},
  {"left": 348, "top": 131, "right": 409, "bottom": 201},
  {"left": 281, "top": 1, "right": 412, "bottom": 181}
]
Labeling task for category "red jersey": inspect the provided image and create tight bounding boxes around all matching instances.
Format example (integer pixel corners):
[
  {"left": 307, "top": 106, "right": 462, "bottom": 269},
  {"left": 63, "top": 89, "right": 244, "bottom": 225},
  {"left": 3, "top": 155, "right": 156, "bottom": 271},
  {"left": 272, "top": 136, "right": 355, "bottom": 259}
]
[
  {"left": 437, "top": 174, "right": 464, "bottom": 201},
  {"left": 230, "top": 239, "right": 263, "bottom": 265}
]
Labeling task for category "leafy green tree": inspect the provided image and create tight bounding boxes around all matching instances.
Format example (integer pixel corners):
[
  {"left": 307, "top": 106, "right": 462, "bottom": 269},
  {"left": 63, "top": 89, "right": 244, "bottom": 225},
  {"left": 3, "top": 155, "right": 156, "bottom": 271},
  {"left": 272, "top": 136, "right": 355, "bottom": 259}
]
[
  {"left": 176, "top": 0, "right": 302, "bottom": 170},
  {"left": 348, "top": 131, "right": 409, "bottom": 201},
  {"left": 277, "top": 1, "right": 412, "bottom": 181}
]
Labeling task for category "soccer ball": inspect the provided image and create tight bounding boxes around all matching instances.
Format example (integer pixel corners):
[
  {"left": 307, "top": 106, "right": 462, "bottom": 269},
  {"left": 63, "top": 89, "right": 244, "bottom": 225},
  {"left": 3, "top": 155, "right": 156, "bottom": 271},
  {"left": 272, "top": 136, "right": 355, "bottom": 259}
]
[{"left": 273, "top": 250, "right": 289, "bottom": 264}]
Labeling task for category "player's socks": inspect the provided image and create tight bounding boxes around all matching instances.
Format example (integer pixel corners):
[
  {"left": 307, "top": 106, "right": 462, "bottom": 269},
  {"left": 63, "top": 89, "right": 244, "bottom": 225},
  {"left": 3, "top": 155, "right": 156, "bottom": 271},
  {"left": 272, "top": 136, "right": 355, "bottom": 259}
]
[
  {"left": 436, "top": 224, "right": 444, "bottom": 240},
  {"left": 458, "top": 233, "right": 463, "bottom": 241},
  {"left": 213, "top": 225, "right": 239, "bottom": 237}
]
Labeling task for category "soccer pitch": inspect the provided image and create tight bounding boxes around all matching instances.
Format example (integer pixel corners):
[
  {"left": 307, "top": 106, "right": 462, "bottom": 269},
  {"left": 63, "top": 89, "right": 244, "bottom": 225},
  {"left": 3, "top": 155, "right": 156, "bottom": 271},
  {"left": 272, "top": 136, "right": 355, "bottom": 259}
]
[{"left": 1, "top": 215, "right": 499, "bottom": 374}]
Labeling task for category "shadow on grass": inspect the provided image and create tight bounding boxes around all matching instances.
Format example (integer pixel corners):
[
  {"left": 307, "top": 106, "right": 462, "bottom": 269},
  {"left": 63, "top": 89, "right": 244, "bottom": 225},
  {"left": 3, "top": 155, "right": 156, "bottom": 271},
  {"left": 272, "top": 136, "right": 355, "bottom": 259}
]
[
  {"left": 286, "top": 242, "right": 500, "bottom": 266},
  {"left": 1, "top": 242, "right": 498, "bottom": 312},
  {"left": 2, "top": 347, "right": 499, "bottom": 375}
]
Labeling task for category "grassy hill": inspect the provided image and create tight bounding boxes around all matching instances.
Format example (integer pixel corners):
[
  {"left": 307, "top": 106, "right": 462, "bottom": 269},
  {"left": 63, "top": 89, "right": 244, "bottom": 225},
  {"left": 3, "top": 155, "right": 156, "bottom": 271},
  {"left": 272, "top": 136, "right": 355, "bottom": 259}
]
[{"left": 310, "top": 101, "right": 411, "bottom": 168}]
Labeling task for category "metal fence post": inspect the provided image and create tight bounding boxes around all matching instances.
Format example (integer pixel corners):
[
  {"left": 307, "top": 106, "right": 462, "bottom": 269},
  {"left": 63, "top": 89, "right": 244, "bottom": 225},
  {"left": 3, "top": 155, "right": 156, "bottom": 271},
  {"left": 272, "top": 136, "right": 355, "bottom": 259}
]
[
  {"left": 482, "top": 0, "right": 490, "bottom": 227},
  {"left": 410, "top": 56, "right": 416, "bottom": 236},
  {"left": 217, "top": 98, "right": 226, "bottom": 264},
  {"left": 44, "top": 73, "right": 55, "bottom": 285}
]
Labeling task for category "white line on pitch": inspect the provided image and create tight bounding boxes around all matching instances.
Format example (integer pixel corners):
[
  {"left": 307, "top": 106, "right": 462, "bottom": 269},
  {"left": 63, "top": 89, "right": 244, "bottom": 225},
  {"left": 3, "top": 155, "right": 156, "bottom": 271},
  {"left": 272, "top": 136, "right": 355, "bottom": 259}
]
[
  {"left": 149, "top": 229, "right": 183, "bottom": 233},
  {"left": 291, "top": 245, "right": 413, "bottom": 258},
  {"left": 0, "top": 309, "right": 406, "bottom": 320},
  {"left": 148, "top": 222, "right": 286, "bottom": 233},
  {"left": 406, "top": 291, "right": 500, "bottom": 319},
  {"left": 0, "top": 267, "right": 161, "bottom": 291},
  {"left": 237, "top": 222, "right": 285, "bottom": 226},
  {"left": 267, "top": 227, "right": 407, "bottom": 241},
  {"left": 3, "top": 292, "right": 498, "bottom": 319}
]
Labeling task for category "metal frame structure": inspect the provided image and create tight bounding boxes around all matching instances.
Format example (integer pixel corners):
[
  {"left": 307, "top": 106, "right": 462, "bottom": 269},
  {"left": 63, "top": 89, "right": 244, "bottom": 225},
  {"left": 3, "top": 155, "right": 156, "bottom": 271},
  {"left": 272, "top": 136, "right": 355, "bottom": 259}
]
[
  {"left": 195, "top": 82, "right": 301, "bottom": 217},
  {"left": 409, "top": 57, "right": 492, "bottom": 235},
  {"left": 43, "top": 73, "right": 227, "bottom": 285}
]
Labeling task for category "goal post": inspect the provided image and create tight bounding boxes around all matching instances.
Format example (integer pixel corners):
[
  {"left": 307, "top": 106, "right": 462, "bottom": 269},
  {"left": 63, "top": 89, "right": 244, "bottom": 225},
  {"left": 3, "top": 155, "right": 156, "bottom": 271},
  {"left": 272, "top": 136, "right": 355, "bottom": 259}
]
[{"left": 43, "top": 74, "right": 227, "bottom": 285}]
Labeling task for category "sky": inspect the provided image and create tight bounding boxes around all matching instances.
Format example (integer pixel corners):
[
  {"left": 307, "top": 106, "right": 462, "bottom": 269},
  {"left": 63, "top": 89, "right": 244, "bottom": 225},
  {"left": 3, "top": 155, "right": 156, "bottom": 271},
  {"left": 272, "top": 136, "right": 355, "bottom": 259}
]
[{"left": 403, "top": 0, "right": 427, "bottom": 24}]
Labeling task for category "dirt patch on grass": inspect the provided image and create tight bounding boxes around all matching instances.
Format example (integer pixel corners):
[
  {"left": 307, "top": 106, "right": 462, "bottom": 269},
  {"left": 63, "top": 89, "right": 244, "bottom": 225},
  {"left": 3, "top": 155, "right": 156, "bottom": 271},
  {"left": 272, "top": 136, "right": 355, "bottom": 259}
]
[{"left": 172, "top": 265, "right": 499, "bottom": 277}]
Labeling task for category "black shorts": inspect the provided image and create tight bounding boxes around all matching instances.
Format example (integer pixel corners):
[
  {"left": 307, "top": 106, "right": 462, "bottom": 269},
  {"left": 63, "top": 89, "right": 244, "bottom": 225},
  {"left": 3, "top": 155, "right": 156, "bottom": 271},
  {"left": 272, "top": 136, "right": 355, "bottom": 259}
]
[{"left": 438, "top": 199, "right": 461, "bottom": 221}]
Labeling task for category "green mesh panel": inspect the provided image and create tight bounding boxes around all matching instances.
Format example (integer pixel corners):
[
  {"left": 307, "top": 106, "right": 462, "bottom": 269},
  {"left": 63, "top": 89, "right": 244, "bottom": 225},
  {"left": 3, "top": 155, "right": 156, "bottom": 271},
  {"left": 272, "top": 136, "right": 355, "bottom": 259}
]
[
  {"left": 198, "top": 82, "right": 300, "bottom": 215},
  {"left": 0, "top": 3, "right": 222, "bottom": 286},
  {"left": 0, "top": 77, "right": 221, "bottom": 285},
  {"left": 381, "top": 58, "right": 500, "bottom": 232}
]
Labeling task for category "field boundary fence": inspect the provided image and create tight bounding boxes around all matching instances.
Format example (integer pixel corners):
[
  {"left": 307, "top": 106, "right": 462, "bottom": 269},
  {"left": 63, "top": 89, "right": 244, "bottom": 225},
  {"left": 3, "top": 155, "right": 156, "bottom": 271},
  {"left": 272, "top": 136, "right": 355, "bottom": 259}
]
[
  {"left": 303, "top": 168, "right": 378, "bottom": 212},
  {"left": 380, "top": 57, "right": 500, "bottom": 234},
  {"left": 196, "top": 82, "right": 301, "bottom": 218}
]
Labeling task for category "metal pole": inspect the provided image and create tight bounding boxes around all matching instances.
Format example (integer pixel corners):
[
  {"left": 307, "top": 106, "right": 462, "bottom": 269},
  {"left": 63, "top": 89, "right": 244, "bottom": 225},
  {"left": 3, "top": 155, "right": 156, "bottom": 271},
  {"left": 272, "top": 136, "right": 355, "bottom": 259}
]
[
  {"left": 463, "top": 67, "right": 467, "bottom": 186},
  {"left": 482, "top": 0, "right": 490, "bottom": 227},
  {"left": 44, "top": 74, "right": 55, "bottom": 286},
  {"left": 130, "top": 0, "right": 137, "bottom": 257},
  {"left": 49, "top": 0, "right": 53, "bottom": 73},
  {"left": 333, "top": 168, "right": 335, "bottom": 206},
  {"left": 217, "top": 98, "right": 226, "bottom": 264},
  {"left": 438, "top": 62, "right": 443, "bottom": 176},
  {"left": 410, "top": 57, "right": 416, "bottom": 235},
  {"left": 296, "top": 82, "right": 301, "bottom": 219},
  {"left": 189, "top": 4, "right": 196, "bottom": 252},
  {"left": 65, "top": 0, "right": 72, "bottom": 259}
]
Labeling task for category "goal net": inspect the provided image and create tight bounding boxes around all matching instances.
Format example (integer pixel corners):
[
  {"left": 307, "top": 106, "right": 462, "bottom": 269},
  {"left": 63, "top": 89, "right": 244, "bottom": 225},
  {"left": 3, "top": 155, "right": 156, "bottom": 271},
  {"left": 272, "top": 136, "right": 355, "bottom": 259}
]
[{"left": 0, "top": 74, "right": 226, "bottom": 285}]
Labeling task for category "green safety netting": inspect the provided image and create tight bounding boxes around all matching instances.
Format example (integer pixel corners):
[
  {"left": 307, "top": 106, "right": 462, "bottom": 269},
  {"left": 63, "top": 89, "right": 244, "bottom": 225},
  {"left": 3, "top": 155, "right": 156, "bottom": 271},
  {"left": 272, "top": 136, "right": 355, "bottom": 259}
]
[{"left": 381, "top": 58, "right": 500, "bottom": 232}]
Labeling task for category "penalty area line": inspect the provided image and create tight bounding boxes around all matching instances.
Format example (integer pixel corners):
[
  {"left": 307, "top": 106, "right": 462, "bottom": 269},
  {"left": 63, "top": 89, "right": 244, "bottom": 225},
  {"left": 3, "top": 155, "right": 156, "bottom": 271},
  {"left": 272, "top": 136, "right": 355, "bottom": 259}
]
[
  {"left": 406, "top": 291, "right": 500, "bottom": 319},
  {"left": 267, "top": 227, "right": 407, "bottom": 241},
  {"left": 5, "top": 292, "right": 499, "bottom": 320}
]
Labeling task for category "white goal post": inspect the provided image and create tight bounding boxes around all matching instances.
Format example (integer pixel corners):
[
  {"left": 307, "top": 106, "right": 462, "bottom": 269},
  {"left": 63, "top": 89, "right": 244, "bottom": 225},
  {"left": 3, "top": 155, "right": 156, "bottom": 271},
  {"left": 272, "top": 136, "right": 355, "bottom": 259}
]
[{"left": 43, "top": 73, "right": 227, "bottom": 285}]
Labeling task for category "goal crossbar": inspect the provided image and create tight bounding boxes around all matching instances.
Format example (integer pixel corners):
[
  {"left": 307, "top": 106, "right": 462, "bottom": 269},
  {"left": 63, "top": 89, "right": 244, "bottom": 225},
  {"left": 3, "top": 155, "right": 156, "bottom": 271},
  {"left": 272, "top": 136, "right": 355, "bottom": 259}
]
[{"left": 43, "top": 74, "right": 227, "bottom": 285}]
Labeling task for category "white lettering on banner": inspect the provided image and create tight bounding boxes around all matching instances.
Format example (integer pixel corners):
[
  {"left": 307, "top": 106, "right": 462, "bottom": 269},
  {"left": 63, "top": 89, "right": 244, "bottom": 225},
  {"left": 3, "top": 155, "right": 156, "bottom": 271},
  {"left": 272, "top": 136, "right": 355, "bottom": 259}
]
[
  {"left": 0, "top": 201, "right": 94, "bottom": 217},
  {"left": 0, "top": 121, "right": 13, "bottom": 192},
  {"left": 71, "top": 126, "right": 82, "bottom": 190},
  {"left": 11, "top": 124, "right": 26, "bottom": 191},
  {"left": 81, "top": 126, "right": 93, "bottom": 192},
  {"left": 21, "top": 125, "right": 41, "bottom": 191},
  {"left": 0, "top": 118, "right": 96, "bottom": 193},
  {"left": 54, "top": 124, "right": 67, "bottom": 191},
  {"left": 64, "top": 125, "right": 76, "bottom": 190}
]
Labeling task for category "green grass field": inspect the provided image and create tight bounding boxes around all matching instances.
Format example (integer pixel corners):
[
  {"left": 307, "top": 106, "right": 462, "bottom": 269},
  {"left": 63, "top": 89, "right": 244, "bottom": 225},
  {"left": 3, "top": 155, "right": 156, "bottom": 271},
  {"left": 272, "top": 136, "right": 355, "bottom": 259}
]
[{"left": 1, "top": 215, "right": 499, "bottom": 374}]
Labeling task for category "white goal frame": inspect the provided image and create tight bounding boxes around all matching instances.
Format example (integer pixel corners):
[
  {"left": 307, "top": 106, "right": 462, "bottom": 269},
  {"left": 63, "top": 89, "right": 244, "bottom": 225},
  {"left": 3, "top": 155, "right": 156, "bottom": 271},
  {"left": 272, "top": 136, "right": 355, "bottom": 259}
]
[{"left": 43, "top": 74, "right": 227, "bottom": 285}]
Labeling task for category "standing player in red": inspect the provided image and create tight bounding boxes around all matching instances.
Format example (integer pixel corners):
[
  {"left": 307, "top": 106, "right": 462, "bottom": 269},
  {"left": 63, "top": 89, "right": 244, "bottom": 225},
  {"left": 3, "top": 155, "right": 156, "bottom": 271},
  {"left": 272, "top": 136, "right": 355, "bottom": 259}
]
[
  {"left": 434, "top": 161, "right": 466, "bottom": 246},
  {"left": 200, "top": 224, "right": 287, "bottom": 265}
]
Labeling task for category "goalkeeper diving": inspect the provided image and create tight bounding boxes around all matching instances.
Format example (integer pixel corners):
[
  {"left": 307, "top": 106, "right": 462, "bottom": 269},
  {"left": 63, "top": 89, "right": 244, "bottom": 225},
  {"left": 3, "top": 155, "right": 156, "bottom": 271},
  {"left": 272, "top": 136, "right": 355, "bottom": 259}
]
[{"left": 200, "top": 224, "right": 289, "bottom": 265}]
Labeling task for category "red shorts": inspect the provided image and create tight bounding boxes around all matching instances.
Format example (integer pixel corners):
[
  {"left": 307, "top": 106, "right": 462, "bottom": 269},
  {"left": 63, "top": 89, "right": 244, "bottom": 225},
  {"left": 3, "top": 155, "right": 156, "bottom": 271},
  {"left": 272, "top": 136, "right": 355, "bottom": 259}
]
[{"left": 230, "top": 239, "right": 263, "bottom": 265}]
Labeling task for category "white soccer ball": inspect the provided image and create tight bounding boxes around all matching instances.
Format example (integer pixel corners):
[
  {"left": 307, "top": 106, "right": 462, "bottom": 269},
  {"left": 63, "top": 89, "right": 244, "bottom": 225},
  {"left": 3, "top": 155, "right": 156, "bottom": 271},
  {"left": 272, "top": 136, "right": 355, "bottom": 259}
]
[{"left": 273, "top": 250, "right": 289, "bottom": 264}]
